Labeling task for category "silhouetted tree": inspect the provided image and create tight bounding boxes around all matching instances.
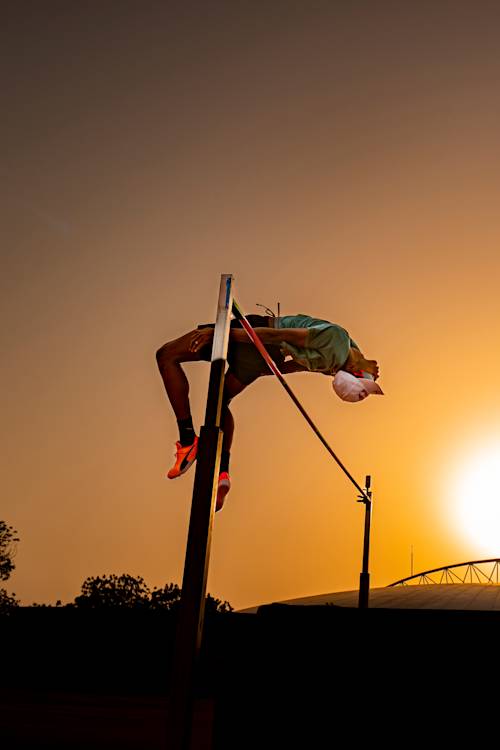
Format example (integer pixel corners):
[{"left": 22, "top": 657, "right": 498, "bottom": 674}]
[
  {"left": 150, "top": 582, "right": 181, "bottom": 609},
  {"left": 206, "top": 594, "right": 233, "bottom": 614},
  {"left": 0, "top": 521, "right": 20, "bottom": 614},
  {"left": 0, "top": 521, "right": 19, "bottom": 582},
  {"left": 73, "top": 574, "right": 151, "bottom": 608},
  {"left": 0, "top": 588, "right": 19, "bottom": 614},
  {"left": 71, "top": 574, "right": 232, "bottom": 612},
  {"left": 150, "top": 584, "right": 232, "bottom": 613}
]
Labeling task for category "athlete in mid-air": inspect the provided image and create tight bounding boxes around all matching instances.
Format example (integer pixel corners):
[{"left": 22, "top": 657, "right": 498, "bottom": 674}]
[{"left": 156, "top": 313, "right": 382, "bottom": 511}]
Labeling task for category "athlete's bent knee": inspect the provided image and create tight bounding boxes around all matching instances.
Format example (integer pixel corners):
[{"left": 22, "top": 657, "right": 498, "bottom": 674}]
[{"left": 156, "top": 341, "right": 175, "bottom": 367}]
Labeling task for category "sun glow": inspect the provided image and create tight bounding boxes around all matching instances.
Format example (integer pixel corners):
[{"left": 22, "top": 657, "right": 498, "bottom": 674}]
[{"left": 452, "top": 442, "right": 500, "bottom": 554}]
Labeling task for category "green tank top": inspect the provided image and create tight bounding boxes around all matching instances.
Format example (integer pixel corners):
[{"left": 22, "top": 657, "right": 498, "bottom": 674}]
[{"left": 277, "top": 314, "right": 358, "bottom": 374}]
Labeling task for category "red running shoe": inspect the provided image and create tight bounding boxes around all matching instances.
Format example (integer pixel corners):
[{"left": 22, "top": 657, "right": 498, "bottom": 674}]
[
  {"left": 167, "top": 437, "right": 198, "bottom": 479},
  {"left": 216, "top": 472, "right": 231, "bottom": 512}
]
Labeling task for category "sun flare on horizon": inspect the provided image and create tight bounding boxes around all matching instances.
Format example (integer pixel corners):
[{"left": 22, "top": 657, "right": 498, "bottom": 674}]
[{"left": 451, "top": 442, "right": 500, "bottom": 557}]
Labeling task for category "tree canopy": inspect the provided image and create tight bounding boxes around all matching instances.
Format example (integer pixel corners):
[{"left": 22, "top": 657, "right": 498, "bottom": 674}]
[
  {"left": 72, "top": 574, "right": 232, "bottom": 612},
  {"left": 0, "top": 521, "right": 19, "bottom": 582},
  {"left": 74, "top": 574, "right": 151, "bottom": 608},
  {"left": 0, "top": 521, "right": 20, "bottom": 613}
]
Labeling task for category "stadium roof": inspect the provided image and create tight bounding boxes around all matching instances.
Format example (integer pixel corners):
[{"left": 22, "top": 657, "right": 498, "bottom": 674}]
[{"left": 239, "top": 584, "right": 500, "bottom": 613}]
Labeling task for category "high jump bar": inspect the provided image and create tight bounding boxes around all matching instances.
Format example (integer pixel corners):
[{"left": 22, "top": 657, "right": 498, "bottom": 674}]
[{"left": 231, "top": 299, "right": 370, "bottom": 504}]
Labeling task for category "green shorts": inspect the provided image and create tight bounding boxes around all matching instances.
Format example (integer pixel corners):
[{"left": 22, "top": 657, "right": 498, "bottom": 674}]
[
  {"left": 226, "top": 341, "right": 285, "bottom": 385},
  {"left": 197, "top": 315, "right": 285, "bottom": 386}
]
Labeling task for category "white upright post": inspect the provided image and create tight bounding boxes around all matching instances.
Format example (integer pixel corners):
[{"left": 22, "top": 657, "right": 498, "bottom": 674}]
[{"left": 168, "top": 274, "right": 233, "bottom": 750}]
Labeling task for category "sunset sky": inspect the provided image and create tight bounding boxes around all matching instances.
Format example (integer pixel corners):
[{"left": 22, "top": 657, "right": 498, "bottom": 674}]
[{"left": 4, "top": 1, "right": 500, "bottom": 609}]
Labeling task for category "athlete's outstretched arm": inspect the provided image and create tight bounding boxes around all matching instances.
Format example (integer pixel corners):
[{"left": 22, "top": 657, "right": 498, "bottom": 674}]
[
  {"left": 187, "top": 326, "right": 309, "bottom": 353},
  {"left": 229, "top": 327, "right": 309, "bottom": 347}
]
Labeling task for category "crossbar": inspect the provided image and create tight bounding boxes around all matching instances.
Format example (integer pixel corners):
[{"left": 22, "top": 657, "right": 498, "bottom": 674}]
[{"left": 232, "top": 299, "right": 370, "bottom": 503}]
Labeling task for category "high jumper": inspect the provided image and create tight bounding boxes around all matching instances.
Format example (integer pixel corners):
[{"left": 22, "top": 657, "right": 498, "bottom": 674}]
[{"left": 156, "top": 313, "right": 382, "bottom": 511}]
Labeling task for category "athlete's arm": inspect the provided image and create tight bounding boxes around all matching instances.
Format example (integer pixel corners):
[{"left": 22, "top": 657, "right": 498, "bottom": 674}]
[
  {"left": 229, "top": 327, "right": 308, "bottom": 347},
  {"left": 189, "top": 326, "right": 309, "bottom": 354}
]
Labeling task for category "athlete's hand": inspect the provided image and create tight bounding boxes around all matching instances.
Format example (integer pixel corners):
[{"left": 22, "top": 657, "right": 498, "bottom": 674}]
[{"left": 189, "top": 328, "right": 214, "bottom": 353}]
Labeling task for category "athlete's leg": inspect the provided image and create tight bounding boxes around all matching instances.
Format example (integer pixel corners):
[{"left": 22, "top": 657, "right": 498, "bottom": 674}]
[
  {"left": 221, "top": 372, "right": 248, "bottom": 453},
  {"left": 155, "top": 331, "right": 207, "bottom": 421},
  {"left": 216, "top": 372, "right": 248, "bottom": 510},
  {"left": 156, "top": 331, "right": 213, "bottom": 476}
]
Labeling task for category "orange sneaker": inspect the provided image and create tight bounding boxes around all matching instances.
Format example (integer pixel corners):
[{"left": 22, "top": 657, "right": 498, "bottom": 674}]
[
  {"left": 216, "top": 472, "right": 231, "bottom": 512},
  {"left": 167, "top": 437, "right": 199, "bottom": 479}
]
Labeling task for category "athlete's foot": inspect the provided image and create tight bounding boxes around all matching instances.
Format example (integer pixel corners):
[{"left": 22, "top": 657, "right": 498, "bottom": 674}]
[
  {"left": 216, "top": 472, "right": 231, "bottom": 512},
  {"left": 167, "top": 436, "right": 199, "bottom": 479}
]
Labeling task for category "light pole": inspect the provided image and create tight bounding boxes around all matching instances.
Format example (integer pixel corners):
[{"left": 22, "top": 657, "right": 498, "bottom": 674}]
[{"left": 358, "top": 475, "right": 372, "bottom": 609}]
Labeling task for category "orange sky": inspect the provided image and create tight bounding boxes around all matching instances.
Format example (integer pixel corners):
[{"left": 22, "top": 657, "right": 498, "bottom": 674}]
[{"left": 3, "top": 2, "right": 500, "bottom": 609}]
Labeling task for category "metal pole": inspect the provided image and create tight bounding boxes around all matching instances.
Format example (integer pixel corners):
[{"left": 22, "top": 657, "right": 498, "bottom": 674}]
[
  {"left": 167, "top": 274, "right": 233, "bottom": 750},
  {"left": 358, "top": 475, "right": 372, "bottom": 609}
]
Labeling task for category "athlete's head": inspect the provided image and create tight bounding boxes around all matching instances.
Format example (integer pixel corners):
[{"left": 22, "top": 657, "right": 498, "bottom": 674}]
[{"left": 332, "top": 370, "right": 384, "bottom": 402}]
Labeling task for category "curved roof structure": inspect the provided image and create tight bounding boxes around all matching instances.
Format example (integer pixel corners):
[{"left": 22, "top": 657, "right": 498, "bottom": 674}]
[
  {"left": 240, "top": 560, "right": 500, "bottom": 612},
  {"left": 284, "top": 584, "right": 500, "bottom": 610},
  {"left": 389, "top": 558, "right": 500, "bottom": 586},
  {"left": 240, "top": 584, "right": 500, "bottom": 612}
]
